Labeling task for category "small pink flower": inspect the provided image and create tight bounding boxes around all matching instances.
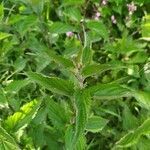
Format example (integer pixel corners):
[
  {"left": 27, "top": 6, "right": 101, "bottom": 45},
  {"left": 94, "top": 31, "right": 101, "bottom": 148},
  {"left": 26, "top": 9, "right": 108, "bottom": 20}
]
[
  {"left": 102, "top": 0, "right": 108, "bottom": 5},
  {"left": 66, "top": 31, "right": 74, "bottom": 37},
  {"left": 111, "top": 15, "right": 117, "bottom": 24},
  {"left": 94, "top": 12, "right": 101, "bottom": 20},
  {"left": 127, "top": 2, "right": 137, "bottom": 15},
  {"left": 95, "top": 12, "right": 101, "bottom": 17}
]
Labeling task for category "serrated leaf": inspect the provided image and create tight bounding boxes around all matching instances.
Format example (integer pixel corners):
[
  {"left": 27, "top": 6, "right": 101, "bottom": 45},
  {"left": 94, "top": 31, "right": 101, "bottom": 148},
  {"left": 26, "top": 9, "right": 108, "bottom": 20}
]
[
  {"left": 28, "top": 0, "right": 44, "bottom": 14},
  {"left": 29, "top": 124, "right": 45, "bottom": 147},
  {"left": 135, "top": 137, "right": 150, "bottom": 150},
  {"left": 82, "top": 47, "right": 93, "bottom": 66},
  {"left": 88, "top": 83, "right": 131, "bottom": 100},
  {"left": 86, "top": 21, "right": 109, "bottom": 40},
  {"left": 0, "top": 4, "right": 4, "bottom": 21},
  {"left": 76, "top": 135, "right": 87, "bottom": 150},
  {"left": 45, "top": 49, "right": 74, "bottom": 68},
  {"left": 73, "top": 90, "right": 88, "bottom": 146},
  {"left": 27, "top": 72, "right": 74, "bottom": 96},
  {"left": 115, "top": 118, "right": 150, "bottom": 148},
  {"left": 62, "top": 0, "right": 85, "bottom": 6},
  {"left": 44, "top": 125, "right": 64, "bottom": 150},
  {"left": 82, "top": 63, "right": 126, "bottom": 78},
  {"left": 126, "top": 51, "right": 148, "bottom": 64},
  {"left": 4, "top": 100, "right": 40, "bottom": 132},
  {"left": 5, "top": 79, "right": 30, "bottom": 93},
  {"left": 65, "top": 125, "right": 74, "bottom": 150},
  {"left": 122, "top": 104, "right": 138, "bottom": 130},
  {"left": 14, "top": 15, "right": 37, "bottom": 37},
  {"left": 133, "top": 91, "right": 150, "bottom": 110},
  {"left": 49, "top": 22, "right": 75, "bottom": 34},
  {"left": 0, "top": 32, "right": 12, "bottom": 40},
  {"left": 0, "top": 89, "right": 8, "bottom": 108},
  {"left": 0, "top": 126, "right": 20, "bottom": 150},
  {"left": 64, "top": 7, "right": 82, "bottom": 22},
  {"left": 86, "top": 116, "right": 108, "bottom": 133},
  {"left": 141, "top": 15, "right": 150, "bottom": 40},
  {"left": 46, "top": 98, "right": 70, "bottom": 128},
  {"left": 14, "top": 57, "right": 27, "bottom": 72}
]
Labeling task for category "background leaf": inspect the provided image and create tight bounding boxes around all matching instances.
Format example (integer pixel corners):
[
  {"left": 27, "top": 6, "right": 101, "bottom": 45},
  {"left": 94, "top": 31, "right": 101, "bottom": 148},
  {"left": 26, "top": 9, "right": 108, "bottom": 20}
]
[{"left": 85, "top": 116, "right": 108, "bottom": 133}]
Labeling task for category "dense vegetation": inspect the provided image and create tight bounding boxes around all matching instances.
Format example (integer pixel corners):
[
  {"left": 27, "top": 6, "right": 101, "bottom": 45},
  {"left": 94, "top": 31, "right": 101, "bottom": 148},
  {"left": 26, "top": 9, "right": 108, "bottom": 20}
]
[{"left": 0, "top": 0, "right": 150, "bottom": 149}]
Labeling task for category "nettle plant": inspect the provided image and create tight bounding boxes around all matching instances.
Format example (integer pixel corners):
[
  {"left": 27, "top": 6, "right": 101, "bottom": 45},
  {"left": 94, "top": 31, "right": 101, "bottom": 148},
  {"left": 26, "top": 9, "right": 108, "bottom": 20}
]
[{"left": 0, "top": 0, "right": 150, "bottom": 149}]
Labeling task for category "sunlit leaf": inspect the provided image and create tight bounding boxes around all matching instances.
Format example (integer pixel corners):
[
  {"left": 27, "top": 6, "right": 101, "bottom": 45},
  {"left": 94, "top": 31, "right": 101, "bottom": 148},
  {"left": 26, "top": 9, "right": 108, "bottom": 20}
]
[
  {"left": 4, "top": 100, "right": 41, "bottom": 132},
  {"left": 0, "top": 32, "right": 12, "bottom": 40},
  {"left": 115, "top": 118, "right": 150, "bottom": 148}
]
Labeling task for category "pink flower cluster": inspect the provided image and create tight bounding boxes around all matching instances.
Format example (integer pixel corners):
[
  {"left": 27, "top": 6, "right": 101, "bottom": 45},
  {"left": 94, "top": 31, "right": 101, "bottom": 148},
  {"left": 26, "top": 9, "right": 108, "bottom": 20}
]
[{"left": 127, "top": 2, "right": 137, "bottom": 15}]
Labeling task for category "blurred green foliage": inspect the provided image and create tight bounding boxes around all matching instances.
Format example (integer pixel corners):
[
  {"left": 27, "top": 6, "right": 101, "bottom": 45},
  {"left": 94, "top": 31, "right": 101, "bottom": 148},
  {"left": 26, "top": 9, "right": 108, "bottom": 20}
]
[{"left": 0, "top": 0, "right": 150, "bottom": 149}]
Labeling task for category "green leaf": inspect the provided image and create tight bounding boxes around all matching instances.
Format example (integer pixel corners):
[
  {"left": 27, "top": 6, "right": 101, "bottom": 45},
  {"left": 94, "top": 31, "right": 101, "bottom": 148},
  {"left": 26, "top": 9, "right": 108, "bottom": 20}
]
[
  {"left": 29, "top": 124, "right": 45, "bottom": 147},
  {"left": 88, "top": 83, "right": 131, "bottom": 100},
  {"left": 49, "top": 22, "right": 75, "bottom": 34},
  {"left": 28, "top": 0, "right": 44, "bottom": 14},
  {"left": 13, "top": 57, "right": 27, "bottom": 72},
  {"left": 141, "top": 15, "right": 150, "bottom": 41},
  {"left": 122, "top": 104, "right": 138, "bottom": 130},
  {"left": 135, "top": 137, "right": 150, "bottom": 150},
  {"left": 85, "top": 116, "right": 108, "bottom": 133},
  {"left": 115, "top": 118, "right": 150, "bottom": 148},
  {"left": 4, "top": 100, "right": 40, "bottom": 132},
  {"left": 116, "top": 33, "right": 144, "bottom": 55},
  {"left": 126, "top": 52, "right": 148, "bottom": 64},
  {"left": 5, "top": 80, "right": 30, "bottom": 93},
  {"left": 0, "top": 32, "right": 12, "bottom": 41},
  {"left": 82, "top": 63, "right": 126, "bottom": 78},
  {"left": 63, "top": 7, "right": 82, "bottom": 22},
  {"left": 65, "top": 125, "right": 74, "bottom": 150},
  {"left": 45, "top": 49, "right": 74, "bottom": 68},
  {"left": 73, "top": 90, "right": 88, "bottom": 146},
  {"left": 46, "top": 98, "right": 70, "bottom": 128},
  {"left": 82, "top": 47, "right": 93, "bottom": 66},
  {"left": 86, "top": 21, "right": 109, "bottom": 41},
  {"left": 133, "top": 91, "right": 150, "bottom": 110},
  {"left": 0, "top": 89, "right": 8, "bottom": 108},
  {"left": 86, "top": 31, "right": 102, "bottom": 43},
  {"left": 14, "top": 15, "right": 38, "bottom": 37},
  {"left": 44, "top": 126, "right": 63, "bottom": 150},
  {"left": 0, "top": 3, "right": 4, "bottom": 21},
  {"left": 76, "top": 135, "right": 87, "bottom": 150},
  {"left": 0, "top": 126, "right": 20, "bottom": 150},
  {"left": 144, "top": 62, "right": 150, "bottom": 83},
  {"left": 62, "top": 0, "right": 85, "bottom": 6},
  {"left": 27, "top": 72, "right": 74, "bottom": 96}
]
